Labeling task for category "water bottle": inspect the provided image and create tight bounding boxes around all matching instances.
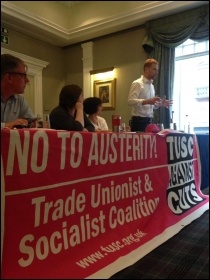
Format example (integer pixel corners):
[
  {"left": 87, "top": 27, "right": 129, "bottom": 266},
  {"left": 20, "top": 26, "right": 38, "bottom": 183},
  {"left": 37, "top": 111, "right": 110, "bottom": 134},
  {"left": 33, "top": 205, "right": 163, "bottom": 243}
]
[{"left": 112, "top": 115, "right": 121, "bottom": 132}]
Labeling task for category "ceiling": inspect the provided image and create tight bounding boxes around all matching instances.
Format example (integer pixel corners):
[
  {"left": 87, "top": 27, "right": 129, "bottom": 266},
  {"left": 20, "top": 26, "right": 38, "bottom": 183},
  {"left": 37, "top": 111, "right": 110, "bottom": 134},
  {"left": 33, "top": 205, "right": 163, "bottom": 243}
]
[
  {"left": 58, "top": 1, "right": 85, "bottom": 8},
  {"left": 1, "top": 1, "right": 208, "bottom": 48}
]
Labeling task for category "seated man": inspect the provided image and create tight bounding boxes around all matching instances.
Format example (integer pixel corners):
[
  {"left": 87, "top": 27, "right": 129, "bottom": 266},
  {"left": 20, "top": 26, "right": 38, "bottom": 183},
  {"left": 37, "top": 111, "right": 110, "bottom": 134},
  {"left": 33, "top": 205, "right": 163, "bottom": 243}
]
[{"left": 1, "top": 54, "right": 35, "bottom": 129}]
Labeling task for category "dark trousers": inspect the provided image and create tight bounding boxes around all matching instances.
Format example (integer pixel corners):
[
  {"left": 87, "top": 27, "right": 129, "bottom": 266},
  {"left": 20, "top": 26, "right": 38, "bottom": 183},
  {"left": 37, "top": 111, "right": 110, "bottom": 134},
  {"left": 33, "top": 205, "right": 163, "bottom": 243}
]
[{"left": 130, "top": 116, "right": 153, "bottom": 132}]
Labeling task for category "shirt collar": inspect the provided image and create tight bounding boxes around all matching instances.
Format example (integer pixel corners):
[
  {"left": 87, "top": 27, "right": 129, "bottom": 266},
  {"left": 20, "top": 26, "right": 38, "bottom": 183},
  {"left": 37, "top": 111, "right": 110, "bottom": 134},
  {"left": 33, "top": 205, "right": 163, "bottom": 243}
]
[
  {"left": 143, "top": 76, "right": 153, "bottom": 85},
  {"left": 1, "top": 94, "right": 17, "bottom": 102}
]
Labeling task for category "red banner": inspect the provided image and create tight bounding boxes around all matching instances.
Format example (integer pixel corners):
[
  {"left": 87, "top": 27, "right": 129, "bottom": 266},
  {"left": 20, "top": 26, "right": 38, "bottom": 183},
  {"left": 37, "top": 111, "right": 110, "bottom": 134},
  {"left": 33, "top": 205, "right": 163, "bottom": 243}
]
[{"left": 1, "top": 129, "right": 209, "bottom": 279}]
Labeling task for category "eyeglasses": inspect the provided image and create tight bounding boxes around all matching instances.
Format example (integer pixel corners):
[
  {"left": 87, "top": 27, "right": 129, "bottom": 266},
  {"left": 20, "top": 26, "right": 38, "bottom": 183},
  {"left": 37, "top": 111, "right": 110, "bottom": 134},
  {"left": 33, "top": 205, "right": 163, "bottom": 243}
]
[{"left": 6, "top": 72, "right": 28, "bottom": 78}]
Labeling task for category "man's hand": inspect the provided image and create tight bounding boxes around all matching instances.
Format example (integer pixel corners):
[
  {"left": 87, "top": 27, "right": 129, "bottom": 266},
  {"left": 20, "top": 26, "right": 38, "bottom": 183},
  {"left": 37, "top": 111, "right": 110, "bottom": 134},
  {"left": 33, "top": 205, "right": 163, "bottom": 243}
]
[
  {"left": 6, "top": 118, "right": 29, "bottom": 129},
  {"left": 155, "top": 96, "right": 173, "bottom": 108},
  {"left": 143, "top": 97, "right": 161, "bottom": 105}
]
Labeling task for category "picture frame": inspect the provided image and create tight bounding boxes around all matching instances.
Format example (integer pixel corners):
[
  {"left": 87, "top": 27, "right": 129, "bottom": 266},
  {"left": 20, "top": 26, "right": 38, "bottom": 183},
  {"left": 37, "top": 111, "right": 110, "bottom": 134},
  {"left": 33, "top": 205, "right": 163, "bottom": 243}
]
[{"left": 93, "top": 78, "right": 116, "bottom": 110}]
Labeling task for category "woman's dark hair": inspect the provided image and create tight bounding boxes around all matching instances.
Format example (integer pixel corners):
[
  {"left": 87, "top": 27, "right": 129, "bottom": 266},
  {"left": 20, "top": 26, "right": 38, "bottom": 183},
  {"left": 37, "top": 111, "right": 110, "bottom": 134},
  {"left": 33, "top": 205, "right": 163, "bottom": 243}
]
[
  {"left": 59, "top": 84, "right": 82, "bottom": 110},
  {"left": 83, "top": 97, "right": 102, "bottom": 115}
]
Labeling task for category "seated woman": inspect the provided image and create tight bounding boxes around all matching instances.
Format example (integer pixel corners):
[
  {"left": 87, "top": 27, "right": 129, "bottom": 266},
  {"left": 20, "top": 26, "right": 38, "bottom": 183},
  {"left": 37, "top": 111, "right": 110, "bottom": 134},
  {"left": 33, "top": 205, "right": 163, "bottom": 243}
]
[
  {"left": 83, "top": 97, "right": 109, "bottom": 131},
  {"left": 50, "top": 85, "right": 95, "bottom": 131}
]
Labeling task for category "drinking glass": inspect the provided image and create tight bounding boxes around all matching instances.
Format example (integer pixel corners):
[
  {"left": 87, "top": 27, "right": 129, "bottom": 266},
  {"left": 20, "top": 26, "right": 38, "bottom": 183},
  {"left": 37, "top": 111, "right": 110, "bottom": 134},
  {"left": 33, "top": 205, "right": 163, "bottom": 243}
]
[
  {"left": 43, "top": 114, "right": 51, "bottom": 129},
  {"left": 35, "top": 114, "right": 43, "bottom": 128},
  {"left": 121, "top": 123, "right": 126, "bottom": 132},
  {"left": 120, "top": 123, "right": 131, "bottom": 132}
]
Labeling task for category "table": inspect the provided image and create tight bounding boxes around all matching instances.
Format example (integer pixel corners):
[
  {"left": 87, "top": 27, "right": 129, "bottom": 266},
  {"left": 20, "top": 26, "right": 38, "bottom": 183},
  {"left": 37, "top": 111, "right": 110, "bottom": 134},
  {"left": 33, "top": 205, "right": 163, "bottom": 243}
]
[
  {"left": 196, "top": 134, "right": 209, "bottom": 189},
  {"left": 1, "top": 129, "right": 209, "bottom": 279}
]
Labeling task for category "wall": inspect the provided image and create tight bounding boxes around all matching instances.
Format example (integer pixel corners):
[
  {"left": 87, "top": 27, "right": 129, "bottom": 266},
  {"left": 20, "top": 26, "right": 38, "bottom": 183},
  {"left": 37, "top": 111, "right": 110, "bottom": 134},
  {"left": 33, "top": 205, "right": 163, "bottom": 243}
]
[
  {"left": 63, "top": 45, "right": 83, "bottom": 87},
  {"left": 1, "top": 25, "right": 66, "bottom": 114},
  {"left": 1, "top": 24, "right": 148, "bottom": 128},
  {"left": 65, "top": 26, "right": 148, "bottom": 128}
]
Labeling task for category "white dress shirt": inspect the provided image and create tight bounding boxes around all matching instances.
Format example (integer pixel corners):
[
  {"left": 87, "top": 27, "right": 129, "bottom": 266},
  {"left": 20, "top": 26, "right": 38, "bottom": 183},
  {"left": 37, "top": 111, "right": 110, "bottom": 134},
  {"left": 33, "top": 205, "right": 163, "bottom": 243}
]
[
  {"left": 1, "top": 94, "right": 35, "bottom": 128},
  {"left": 90, "top": 116, "right": 109, "bottom": 130},
  {"left": 128, "top": 75, "right": 155, "bottom": 118}
]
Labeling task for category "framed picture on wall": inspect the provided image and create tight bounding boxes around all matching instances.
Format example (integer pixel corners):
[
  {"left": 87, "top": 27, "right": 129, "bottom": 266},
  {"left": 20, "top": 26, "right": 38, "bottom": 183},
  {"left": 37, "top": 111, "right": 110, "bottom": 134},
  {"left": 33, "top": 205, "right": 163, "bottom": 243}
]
[{"left": 94, "top": 78, "right": 116, "bottom": 110}]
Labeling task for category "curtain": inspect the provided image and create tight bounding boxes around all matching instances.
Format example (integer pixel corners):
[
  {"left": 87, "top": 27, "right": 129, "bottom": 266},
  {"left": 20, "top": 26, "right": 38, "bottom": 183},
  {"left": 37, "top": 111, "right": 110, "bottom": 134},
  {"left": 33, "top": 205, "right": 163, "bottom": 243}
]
[{"left": 143, "top": 4, "right": 209, "bottom": 128}]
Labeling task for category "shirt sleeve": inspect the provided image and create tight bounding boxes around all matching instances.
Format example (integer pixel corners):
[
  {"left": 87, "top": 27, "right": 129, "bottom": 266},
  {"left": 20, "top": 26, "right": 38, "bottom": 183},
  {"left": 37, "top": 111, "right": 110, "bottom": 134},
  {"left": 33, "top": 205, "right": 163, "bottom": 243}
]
[
  {"left": 1, "top": 95, "right": 35, "bottom": 123},
  {"left": 19, "top": 97, "right": 35, "bottom": 119},
  {"left": 50, "top": 107, "right": 83, "bottom": 130},
  {"left": 98, "top": 117, "right": 109, "bottom": 130},
  {"left": 127, "top": 82, "right": 144, "bottom": 106},
  {"left": 50, "top": 107, "right": 95, "bottom": 131}
]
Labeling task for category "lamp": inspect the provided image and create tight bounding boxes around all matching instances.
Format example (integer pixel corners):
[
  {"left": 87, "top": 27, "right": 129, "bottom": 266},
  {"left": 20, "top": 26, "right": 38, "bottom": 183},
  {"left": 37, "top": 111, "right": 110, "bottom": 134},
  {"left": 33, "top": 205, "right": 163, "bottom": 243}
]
[
  {"left": 90, "top": 67, "right": 114, "bottom": 75},
  {"left": 142, "top": 35, "right": 154, "bottom": 54}
]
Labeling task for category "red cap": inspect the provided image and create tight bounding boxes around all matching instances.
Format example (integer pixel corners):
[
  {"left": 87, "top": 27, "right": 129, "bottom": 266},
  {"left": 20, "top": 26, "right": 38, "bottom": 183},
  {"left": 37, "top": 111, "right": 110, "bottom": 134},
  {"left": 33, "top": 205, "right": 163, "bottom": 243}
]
[{"left": 145, "top": 124, "right": 160, "bottom": 133}]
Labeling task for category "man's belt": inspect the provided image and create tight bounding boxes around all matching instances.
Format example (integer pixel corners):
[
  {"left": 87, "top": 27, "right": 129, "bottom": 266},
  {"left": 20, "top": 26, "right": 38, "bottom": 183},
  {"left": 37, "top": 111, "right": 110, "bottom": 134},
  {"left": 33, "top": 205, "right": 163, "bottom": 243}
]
[{"left": 131, "top": 116, "right": 153, "bottom": 122}]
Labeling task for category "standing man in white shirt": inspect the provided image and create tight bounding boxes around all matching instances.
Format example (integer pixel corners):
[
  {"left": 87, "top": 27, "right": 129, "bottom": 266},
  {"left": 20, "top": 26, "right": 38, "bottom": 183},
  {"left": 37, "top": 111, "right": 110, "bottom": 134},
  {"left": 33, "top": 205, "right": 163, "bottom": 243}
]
[{"left": 128, "top": 58, "right": 173, "bottom": 132}]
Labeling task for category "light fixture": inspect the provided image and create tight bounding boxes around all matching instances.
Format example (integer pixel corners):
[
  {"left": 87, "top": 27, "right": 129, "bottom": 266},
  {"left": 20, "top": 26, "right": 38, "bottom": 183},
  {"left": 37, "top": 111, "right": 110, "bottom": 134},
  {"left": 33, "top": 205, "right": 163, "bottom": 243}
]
[{"left": 90, "top": 67, "right": 114, "bottom": 75}]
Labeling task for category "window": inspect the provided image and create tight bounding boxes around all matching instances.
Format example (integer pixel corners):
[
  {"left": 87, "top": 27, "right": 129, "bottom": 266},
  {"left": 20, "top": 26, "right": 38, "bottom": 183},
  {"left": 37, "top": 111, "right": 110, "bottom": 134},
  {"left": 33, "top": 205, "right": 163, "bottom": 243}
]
[{"left": 173, "top": 39, "right": 209, "bottom": 134}]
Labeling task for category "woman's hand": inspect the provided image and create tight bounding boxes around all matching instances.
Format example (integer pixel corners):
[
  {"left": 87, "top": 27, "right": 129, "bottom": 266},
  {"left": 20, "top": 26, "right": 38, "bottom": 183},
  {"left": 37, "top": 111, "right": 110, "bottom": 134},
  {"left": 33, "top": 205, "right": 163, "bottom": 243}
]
[{"left": 75, "top": 102, "right": 83, "bottom": 111}]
